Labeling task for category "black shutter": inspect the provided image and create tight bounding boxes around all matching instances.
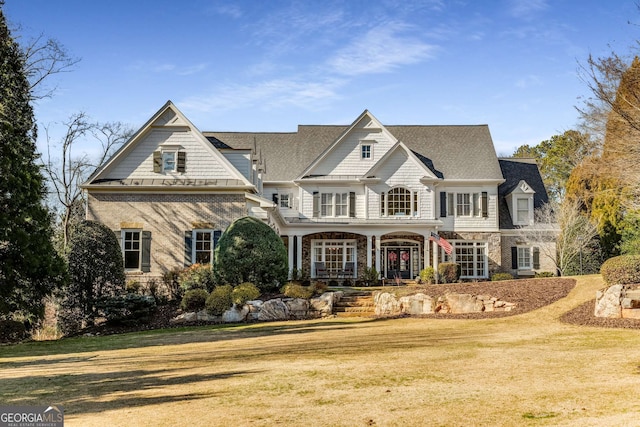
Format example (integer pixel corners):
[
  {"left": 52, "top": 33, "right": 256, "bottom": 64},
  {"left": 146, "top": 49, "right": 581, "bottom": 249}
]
[
  {"left": 511, "top": 246, "right": 518, "bottom": 269},
  {"left": 381, "top": 192, "right": 385, "bottom": 216},
  {"left": 153, "top": 151, "right": 162, "bottom": 173},
  {"left": 313, "top": 192, "right": 320, "bottom": 218},
  {"left": 533, "top": 247, "right": 540, "bottom": 269},
  {"left": 141, "top": 231, "right": 152, "bottom": 272},
  {"left": 440, "top": 192, "right": 447, "bottom": 217},
  {"left": 481, "top": 192, "right": 488, "bottom": 218},
  {"left": 272, "top": 193, "right": 279, "bottom": 205},
  {"left": 177, "top": 151, "right": 186, "bottom": 172},
  {"left": 349, "top": 192, "right": 356, "bottom": 218},
  {"left": 212, "top": 230, "right": 222, "bottom": 264},
  {"left": 184, "top": 231, "right": 192, "bottom": 266}
]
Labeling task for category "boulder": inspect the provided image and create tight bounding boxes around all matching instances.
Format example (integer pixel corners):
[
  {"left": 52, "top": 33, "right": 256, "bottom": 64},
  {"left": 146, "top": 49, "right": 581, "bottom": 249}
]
[
  {"left": 398, "top": 293, "right": 435, "bottom": 315},
  {"left": 310, "top": 292, "right": 335, "bottom": 317},
  {"left": 222, "top": 304, "right": 250, "bottom": 323},
  {"left": 258, "top": 299, "right": 290, "bottom": 321},
  {"left": 595, "top": 285, "right": 623, "bottom": 318},
  {"left": 285, "top": 298, "right": 309, "bottom": 319},
  {"left": 246, "top": 300, "right": 263, "bottom": 321},
  {"left": 446, "top": 293, "right": 484, "bottom": 314},
  {"left": 374, "top": 292, "right": 401, "bottom": 316}
]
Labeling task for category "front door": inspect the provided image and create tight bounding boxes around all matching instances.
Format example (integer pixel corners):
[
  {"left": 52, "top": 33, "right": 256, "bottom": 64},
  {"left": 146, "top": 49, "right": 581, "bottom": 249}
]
[{"left": 385, "top": 247, "right": 412, "bottom": 279}]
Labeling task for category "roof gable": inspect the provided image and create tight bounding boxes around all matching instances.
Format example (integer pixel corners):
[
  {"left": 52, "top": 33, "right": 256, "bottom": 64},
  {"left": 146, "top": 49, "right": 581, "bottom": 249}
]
[
  {"left": 296, "top": 110, "right": 398, "bottom": 179},
  {"left": 86, "top": 101, "right": 252, "bottom": 187},
  {"left": 363, "top": 141, "right": 439, "bottom": 181}
]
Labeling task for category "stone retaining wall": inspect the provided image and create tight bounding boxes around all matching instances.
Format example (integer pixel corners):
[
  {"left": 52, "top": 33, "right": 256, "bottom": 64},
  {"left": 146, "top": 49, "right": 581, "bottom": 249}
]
[
  {"left": 374, "top": 292, "right": 516, "bottom": 316},
  {"left": 595, "top": 285, "right": 640, "bottom": 319}
]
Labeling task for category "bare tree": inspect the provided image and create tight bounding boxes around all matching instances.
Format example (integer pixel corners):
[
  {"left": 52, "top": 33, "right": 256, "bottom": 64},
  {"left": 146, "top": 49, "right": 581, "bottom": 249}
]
[
  {"left": 523, "top": 200, "right": 598, "bottom": 276},
  {"left": 41, "top": 113, "right": 132, "bottom": 251},
  {"left": 19, "top": 31, "right": 80, "bottom": 100}
]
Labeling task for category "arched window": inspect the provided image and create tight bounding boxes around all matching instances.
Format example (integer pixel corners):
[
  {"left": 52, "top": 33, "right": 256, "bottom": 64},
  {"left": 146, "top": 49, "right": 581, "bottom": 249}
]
[{"left": 386, "top": 187, "right": 414, "bottom": 216}]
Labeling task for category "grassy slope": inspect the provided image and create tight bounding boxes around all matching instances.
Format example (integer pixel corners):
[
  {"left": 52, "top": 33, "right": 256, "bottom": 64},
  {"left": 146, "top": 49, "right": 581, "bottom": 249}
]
[{"left": 1, "top": 275, "right": 640, "bottom": 427}]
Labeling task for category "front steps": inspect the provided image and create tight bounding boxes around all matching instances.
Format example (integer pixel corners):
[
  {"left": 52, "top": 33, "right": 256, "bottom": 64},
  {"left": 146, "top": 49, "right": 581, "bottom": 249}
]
[{"left": 334, "top": 291, "right": 375, "bottom": 317}]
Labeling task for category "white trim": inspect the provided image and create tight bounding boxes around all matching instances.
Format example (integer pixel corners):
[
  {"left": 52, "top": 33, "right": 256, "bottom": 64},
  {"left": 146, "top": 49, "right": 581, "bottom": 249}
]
[{"left": 122, "top": 228, "right": 142, "bottom": 271}]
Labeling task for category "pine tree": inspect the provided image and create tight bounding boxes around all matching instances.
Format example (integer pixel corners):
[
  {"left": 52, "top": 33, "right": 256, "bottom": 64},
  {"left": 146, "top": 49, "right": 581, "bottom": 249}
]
[{"left": 0, "top": 5, "right": 65, "bottom": 321}]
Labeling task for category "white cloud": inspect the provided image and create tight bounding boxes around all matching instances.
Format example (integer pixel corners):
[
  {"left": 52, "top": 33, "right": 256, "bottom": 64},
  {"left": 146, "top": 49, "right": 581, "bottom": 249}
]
[
  {"left": 128, "top": 61, "right": 207, "bottom": 76},
  {"left": 508, "top": 0, "right": 549, "bottom": 19},
  {"left": 516, "top": 74, "right": 543, "bottom": 88},
  {"left": 328, "top": 24, "right": 436, "bottom": 76},
  {"left": 179, "top": 77, "right": 346, "bottom": 114}
]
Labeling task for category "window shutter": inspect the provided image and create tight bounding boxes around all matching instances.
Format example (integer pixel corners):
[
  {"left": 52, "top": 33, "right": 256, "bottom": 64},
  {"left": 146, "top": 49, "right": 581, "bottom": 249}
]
[
  {"left": 288, "top": 193, "right": 293, "bottom": 208},
  {"left": 448, "top": 193, "right": 454, "bottom": 217},
  {"left": 511, "top": 247, "right": 518, "bottom": 269},
  {"left": 439, "top": 192, "right": 447, "bottom": 217},
  {"left": 381, "top": 192, "right": 386, "bottom": 216},
  {"left": 114, "top": 230, "right": 122, "bottom": 249},
  {"left": 184, "top": 231, "right": 192, "bottom": 267},
  {"left": 212, "top": 230, "right": 222, "bottom": 264},
  {"left": 141, "top": 231, "right": 152, "bottom": 272},
  {"left": 349, "top": 192, "right": 356, "bottom": 218},
  {"left": 153, "top": 151, "right": 162, "bottom": 173},
  {"left": 481, "top": 192, "right": 488, "bottom": 218},
  {"left": 272, "top": 193, "right": 279, "bottom": 205},
  {"left": 313, "top": 192, "right": 320, "bottom": 218},
  {"left": 533, "top": 247, "right": 540, "bottom": 269},
  {"left": 176, "top": 151, "right": 186, "bottom": 172}
]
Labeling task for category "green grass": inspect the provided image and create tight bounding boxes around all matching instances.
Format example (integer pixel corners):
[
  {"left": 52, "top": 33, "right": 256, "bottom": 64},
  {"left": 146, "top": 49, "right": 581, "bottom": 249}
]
[{"left": 1, "top": 275, "right": 640, "bottom": 426}]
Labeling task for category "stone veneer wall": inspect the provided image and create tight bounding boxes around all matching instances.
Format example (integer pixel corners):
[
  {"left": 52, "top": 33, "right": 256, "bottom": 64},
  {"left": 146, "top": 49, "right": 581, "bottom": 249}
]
[
  {"left": 87, "top": 192, "right": 247, "bottom": 279},
  {"left": 501, "top": 235, "right": 557, "bottom": 276},
  {"left": 440, "top": 231, "right": 502, "bottom": 275}
]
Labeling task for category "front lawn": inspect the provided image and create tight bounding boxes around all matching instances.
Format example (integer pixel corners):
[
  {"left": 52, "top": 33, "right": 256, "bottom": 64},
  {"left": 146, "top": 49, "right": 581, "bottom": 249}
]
[{"left": 1, "top": 275, "right": 640, "bottom": 426}]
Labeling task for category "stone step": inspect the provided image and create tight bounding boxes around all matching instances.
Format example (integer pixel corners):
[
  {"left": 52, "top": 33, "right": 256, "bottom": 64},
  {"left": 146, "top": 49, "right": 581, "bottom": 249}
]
[{"left": 334, "top": 305, "right": 375, "bottom": 312}]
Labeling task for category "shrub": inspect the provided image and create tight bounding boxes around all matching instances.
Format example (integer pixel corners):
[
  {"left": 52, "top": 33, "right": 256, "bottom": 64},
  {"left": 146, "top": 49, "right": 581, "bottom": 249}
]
[
  {"left": 62, "top": 220, "right": 125, "bottom": 331},
  {"left": 360, "top": 266, "right": 380, "bottom": 286},
  {"left": 438, "top": 263, "right": 461, "bottom": 284},
  {"left": 126, "top": 280, "right": 142, "bottom": 294},
  {"left": 281, "top": 282, "right": 313, "bottom": 299},
  {"left": 601, "top": 255, "right": 640, "bottom": 285},
  {"left": 232, "top": 282, "right": 261, "bottom": 306},
  {"left": 181, "top": 289, "right": 209, "bottom": 312},
  {"left": 96, "top": 294, "right": 157, "bottom": 325},
  {"left": 420, "top": 267, "right": 435, "bottom": 284},
  {"left": 213, "top": 216, "right": 288, "bottom": 292},
  {"left": 180, "top": 264, "right": 215, "bottom": 292},
  {"left": 491, "top": 272, "right": 514, "bottom": 281},
  {"left": 0, "top": 320, "right": 27, "bottom": 343},
  {"left": 310, "top": 281, "right": 328, "bottom": 295},
  {"left": 205, "top": 285, "right": 233, "bottom": 316},
  {"left": 162, "top": 267, "right": 184, "bottom": 301},
  {"left": 535, "top": 271, "right": 555, "bottom": 278}
]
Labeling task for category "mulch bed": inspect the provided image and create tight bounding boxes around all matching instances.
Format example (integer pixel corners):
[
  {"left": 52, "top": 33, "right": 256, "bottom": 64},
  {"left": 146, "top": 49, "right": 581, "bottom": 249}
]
[{"left": 77, "top": 278, "right": 640, "bottom": 336}]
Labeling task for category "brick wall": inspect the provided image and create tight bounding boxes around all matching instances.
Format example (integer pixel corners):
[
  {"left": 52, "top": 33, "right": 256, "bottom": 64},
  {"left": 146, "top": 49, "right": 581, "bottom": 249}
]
[{"left": 87, "top": 192, "right": 247, "bottom": 277}]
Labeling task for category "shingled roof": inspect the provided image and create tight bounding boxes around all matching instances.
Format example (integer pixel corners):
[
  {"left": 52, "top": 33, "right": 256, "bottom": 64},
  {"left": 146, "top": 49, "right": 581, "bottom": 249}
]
[
  {"left": 498, "top": 158, "right": 550, "bottom": 229},
  {"left": 204, "top": 124, "right": 503, "bottom": 182}
]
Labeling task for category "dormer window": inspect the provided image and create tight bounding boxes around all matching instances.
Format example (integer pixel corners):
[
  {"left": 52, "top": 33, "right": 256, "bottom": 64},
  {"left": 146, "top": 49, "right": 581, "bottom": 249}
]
[
  {"left": 153, "top": 149, "right": 186, "bottom": 174},
  {"left": 516, "top": 198, "right": 530, "bottom": 223},
  {"left": 162, "top": 151, "right": 176, "bottom": 172},
  {"left": 361, "top": 144, "right": 371, "bottom": 159}
]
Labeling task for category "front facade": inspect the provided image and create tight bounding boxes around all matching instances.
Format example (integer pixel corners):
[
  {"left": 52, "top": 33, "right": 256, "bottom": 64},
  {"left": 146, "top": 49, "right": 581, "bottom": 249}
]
[{"left": 83, "top": 101, "right": 556, "bottom": 282}]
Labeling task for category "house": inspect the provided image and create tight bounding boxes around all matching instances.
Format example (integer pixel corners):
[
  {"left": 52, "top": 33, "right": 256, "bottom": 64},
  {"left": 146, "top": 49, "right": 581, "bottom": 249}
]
[{"left": 82, "top": 101, "right": 557, "bottom": 283}]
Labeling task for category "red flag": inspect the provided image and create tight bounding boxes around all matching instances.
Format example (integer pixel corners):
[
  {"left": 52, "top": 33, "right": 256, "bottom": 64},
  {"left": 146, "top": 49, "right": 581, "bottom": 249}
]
[{"left": 430, "top": 232, "right": 453, "bottom": 255}]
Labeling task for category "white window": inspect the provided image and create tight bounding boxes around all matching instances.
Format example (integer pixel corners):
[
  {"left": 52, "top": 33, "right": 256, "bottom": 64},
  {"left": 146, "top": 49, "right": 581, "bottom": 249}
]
[
  {"left": 473, "top": 193, "right": 481, "bottom": 217},
  {"left": 123, "top": 230, "right": 141, "bottom": 270},
  {"left": 193, "top": 230, "right": 213, "bottom": 264},
  {"left": 312, "top": 240, "right": 356, "bottom": 278},
  {"left": 321, "top": 193, "right": 333, "bottom": 217},
  {"left": 517, "top": 246, "right": 532, "bottom": 269},
  {"left": 443, "top": 241, "right": 487, "bottom": 278},
  {"left": 384, "top": 187, "right": 417, "bottom": 216},
  {"left": 361, "top": 144, "right": 372, "bottom": 159},
  {"left": 162, "top": 151, "right": 176, "bottom": 173},
  {"left": 516, "top": 198, "right": 530, "bottom": 224},
  {"left": 335, "top": 193, "right": 348, "bottom": 217},
  {"left": 456, "top": 193, "right": 471, "bottom": 216}
]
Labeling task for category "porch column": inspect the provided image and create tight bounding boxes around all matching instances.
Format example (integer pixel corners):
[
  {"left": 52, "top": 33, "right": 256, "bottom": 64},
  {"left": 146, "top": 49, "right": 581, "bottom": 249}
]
[
  {"left": 288, "top": 235, "right": 294, "bottom": 279},
  {"left": 423, "top": 233, "right": 430, "bottom": 270},
  {"left": 432, "top": 239, "right": 439, "bottom": 284},
  {"left": 366, "top": 234, "right": 372, "bottom": 268},
  {"left": 296, "top": 234, "right": 303, "bottom": 273},
  {"left": 375, "top": 235, "right": 381, "bottom": 273}
]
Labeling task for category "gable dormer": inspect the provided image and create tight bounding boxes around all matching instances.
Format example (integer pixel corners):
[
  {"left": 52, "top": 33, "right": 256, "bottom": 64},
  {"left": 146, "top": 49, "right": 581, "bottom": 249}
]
[
  {"left": 297, "top": 110, "right": 398, "bottom": 180},
  {"left": 507, "top": 180, "right": 536, "bottom": 226}
]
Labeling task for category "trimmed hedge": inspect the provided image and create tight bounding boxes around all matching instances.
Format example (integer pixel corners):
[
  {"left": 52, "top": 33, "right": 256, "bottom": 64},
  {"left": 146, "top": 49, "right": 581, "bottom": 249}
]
[
  {"left": 420, "top": 267, "right": 435, "bottom": 284},
  {"left": 96, "top": 294, "right": 157, "bottom": 325},
  {"left": 179, "top": 264, "right": 215, "bottom": 292},
  {"left": 601, "top": 255, "right": 640, "bottom": 285},
  {"left": 206, "top": 285, "right": 233, "bottom": 316},
  {"left": 232, "top": 282, "right": 261, "bottom": 306},
  {"left": 491, "top": 272, "right": 514, "bottom": 281},
  {"left": 281, "top": 282, "right": 313, "bottom": 299},
  {"left": 181, "top": 289, "right": 209, "bottom": 312}
]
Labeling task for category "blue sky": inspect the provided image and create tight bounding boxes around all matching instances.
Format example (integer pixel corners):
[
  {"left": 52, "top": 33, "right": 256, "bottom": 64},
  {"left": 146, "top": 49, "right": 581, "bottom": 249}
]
[{"left": 4, "top": 0, "right": 639, "bottom": 156}]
